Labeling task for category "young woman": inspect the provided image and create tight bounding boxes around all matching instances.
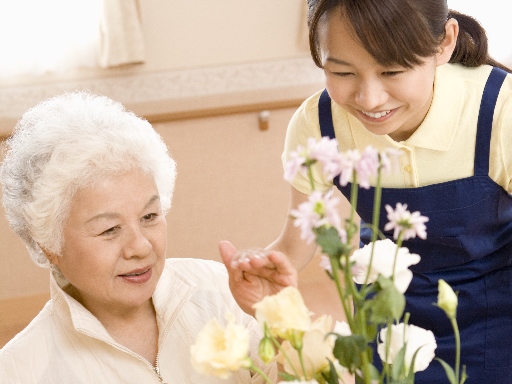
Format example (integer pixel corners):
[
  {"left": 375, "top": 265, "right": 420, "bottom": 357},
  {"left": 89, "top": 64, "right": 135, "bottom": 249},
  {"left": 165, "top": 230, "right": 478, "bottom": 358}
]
[{"left": 223, "top": 0, "right": 512, "bottom": 382}]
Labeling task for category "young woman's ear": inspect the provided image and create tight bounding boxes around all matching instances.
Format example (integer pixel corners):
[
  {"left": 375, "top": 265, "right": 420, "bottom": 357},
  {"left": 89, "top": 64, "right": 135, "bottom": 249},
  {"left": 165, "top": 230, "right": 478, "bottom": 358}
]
[{"left": 437, "top": 18, "right": 459, "bottom": 66}]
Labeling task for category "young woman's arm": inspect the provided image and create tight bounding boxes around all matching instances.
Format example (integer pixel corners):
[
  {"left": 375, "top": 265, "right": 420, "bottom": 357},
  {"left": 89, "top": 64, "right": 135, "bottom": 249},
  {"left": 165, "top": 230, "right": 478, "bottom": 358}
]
[
  {"left": 266, "top": 186, "right": 318, "bottom": 271},
  {"left": 220, "top": 187, "right": 317, "bottom": 315}
]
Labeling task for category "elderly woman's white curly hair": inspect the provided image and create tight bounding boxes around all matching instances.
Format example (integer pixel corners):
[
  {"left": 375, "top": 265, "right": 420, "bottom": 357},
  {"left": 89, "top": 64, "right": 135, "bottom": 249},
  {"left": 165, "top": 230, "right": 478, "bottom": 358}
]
[{"left": 0, "top": 91, "right": 177, "bottom": 267}]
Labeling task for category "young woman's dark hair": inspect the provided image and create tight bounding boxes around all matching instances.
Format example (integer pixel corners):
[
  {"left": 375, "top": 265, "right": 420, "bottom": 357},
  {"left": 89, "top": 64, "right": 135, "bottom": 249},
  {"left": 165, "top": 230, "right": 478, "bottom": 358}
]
[{"left": 307, "top": 0, "right": 511, "bottom": 72}]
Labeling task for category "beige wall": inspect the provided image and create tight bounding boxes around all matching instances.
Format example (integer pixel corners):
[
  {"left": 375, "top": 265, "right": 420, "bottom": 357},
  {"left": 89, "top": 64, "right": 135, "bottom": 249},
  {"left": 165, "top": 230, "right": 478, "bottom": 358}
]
[
  {"left": 0, "top": 2, "right": 342, "bottom": 347},
  {"left": 0, "top": 0, "right": 318, "bottom": 299},
  {"left": 138, "top": 0, "right": 309, "bottom": 73}
]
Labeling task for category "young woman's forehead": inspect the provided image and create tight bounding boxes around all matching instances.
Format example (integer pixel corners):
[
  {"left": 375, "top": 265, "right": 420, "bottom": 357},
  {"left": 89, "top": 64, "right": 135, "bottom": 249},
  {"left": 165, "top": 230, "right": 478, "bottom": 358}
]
[{"left": 313, "top": 0, "right": 446, "bottom": 68}]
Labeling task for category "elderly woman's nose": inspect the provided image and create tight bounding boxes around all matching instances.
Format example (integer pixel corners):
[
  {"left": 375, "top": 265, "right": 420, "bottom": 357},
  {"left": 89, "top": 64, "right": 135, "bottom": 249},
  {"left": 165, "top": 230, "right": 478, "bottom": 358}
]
[{"left": 123, "top": 226, "right": 152, "bottom": 258}]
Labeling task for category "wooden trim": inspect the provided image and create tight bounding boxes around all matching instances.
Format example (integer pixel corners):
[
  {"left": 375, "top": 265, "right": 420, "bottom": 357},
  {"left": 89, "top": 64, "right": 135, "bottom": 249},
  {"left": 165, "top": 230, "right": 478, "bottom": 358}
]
[{"left": 144, "top": 97, "right": 305, "bottom": 123}]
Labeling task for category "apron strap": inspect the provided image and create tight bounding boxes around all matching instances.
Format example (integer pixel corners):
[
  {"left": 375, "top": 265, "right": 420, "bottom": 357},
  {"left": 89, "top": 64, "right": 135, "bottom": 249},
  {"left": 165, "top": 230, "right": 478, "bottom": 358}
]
[
  {"left": 474, "top": 67, "right": 508, "bottom": 176},
  {"left": 318, "top": 89, "right": 336, "bottom": 139}
]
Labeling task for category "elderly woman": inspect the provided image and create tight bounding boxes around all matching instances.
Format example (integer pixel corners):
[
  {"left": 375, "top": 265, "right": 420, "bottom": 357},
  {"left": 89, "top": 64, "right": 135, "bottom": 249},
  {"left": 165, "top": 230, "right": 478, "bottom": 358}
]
[{"left": 0, "top": 91, "right": 288, "bottom": 383}]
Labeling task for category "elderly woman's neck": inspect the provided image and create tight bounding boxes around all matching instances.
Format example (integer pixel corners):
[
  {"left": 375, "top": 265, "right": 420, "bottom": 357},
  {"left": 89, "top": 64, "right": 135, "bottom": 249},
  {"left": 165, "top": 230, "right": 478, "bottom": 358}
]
[{"left": 65, "top": 283, "right": 159, "bottom": 364}]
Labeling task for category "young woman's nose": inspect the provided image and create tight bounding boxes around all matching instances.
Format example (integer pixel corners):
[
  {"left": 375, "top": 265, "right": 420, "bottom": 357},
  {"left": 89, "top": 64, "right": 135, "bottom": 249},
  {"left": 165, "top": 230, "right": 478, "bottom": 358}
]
[
  {"left": 354, "top": 78, "right": 388, "bottom": 110},
  {"left": 123, "top": 226, "right": 152, "bottom": 258}
]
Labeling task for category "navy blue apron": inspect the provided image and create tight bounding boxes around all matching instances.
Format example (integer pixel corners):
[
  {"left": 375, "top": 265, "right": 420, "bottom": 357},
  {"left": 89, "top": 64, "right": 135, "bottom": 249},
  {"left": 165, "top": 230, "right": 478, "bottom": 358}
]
[{"left": 318, "top": 67, "right": 512, "bottom": 383}]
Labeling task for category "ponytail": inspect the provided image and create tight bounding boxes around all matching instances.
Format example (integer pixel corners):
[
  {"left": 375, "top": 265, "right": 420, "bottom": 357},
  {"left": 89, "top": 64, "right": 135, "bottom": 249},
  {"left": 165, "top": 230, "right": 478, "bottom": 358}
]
[{"left": 449, "top": 10, "right": 511, "bottom": 72}]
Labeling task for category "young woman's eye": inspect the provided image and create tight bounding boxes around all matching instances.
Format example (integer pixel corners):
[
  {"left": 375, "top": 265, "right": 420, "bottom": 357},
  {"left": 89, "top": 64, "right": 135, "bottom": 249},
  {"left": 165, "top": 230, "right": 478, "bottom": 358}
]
[
  {"left": 331, "top": 71, "right": 353, "bottom": 77},
  {"left": 382, "top": 71, "right": 403, "bottom": 76}
]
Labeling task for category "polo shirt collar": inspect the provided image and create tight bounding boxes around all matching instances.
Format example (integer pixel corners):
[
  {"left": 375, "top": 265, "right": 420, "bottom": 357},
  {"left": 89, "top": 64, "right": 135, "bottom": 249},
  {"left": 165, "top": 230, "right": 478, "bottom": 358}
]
[{"left": 403, "top": 64, "right": 464, "bottom": 150}]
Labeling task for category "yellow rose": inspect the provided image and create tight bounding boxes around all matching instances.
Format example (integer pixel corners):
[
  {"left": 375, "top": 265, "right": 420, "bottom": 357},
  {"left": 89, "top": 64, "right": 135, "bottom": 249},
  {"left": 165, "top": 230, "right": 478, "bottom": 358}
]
[
  {"left": 437, "top": 279, "right": 458, "bottom": 319},
  {"left": 253, "top": 286, "right": 312, "bottom": 341},
  {"left": 277, "top": 315, "right": 345, "bottom": 379},
  {"left": 190, "top": 313, "right": 251, "bottom": 379}
]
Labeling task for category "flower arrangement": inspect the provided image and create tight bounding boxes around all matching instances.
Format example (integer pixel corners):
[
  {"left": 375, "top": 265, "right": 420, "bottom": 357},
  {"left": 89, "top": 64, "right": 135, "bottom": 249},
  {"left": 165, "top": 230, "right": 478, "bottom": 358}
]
[{"left": 191, "top": 137, "right": 466, "bottom": 384}]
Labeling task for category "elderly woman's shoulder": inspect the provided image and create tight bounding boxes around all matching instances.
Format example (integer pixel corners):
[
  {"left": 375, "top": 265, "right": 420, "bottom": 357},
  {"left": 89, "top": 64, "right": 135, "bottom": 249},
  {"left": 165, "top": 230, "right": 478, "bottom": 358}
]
[{"left": 0, "top": 301, "right": 54, "bottom": 370}]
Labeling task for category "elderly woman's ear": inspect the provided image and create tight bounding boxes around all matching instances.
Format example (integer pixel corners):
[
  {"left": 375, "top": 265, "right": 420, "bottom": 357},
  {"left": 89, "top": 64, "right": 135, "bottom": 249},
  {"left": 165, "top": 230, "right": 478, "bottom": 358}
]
[{"left": 39, "top": 246, "right": 60, "bottom": 266}]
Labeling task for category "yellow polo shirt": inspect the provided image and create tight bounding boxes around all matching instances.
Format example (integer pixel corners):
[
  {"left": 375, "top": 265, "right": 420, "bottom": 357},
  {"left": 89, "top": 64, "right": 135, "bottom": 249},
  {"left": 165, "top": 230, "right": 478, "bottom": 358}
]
[{"left": 283, "top": 63, "right": 512, "bottom": 194}]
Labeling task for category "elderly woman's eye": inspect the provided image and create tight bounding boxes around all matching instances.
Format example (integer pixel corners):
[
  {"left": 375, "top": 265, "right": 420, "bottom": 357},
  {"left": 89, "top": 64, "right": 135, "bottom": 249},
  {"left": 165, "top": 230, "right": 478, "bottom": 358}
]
[
  {"left": 100, "top": 226, "right": 119, "bottom": 236},
  {"left": 142, "top": 213, "right": 159, "bottom": 222}
]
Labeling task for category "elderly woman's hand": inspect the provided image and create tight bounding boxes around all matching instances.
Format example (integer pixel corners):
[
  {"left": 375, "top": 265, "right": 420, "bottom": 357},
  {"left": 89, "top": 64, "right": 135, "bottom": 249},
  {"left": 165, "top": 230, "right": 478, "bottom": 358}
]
[{"left": 219, "top": 240, "right": 298, "bottom": 316}]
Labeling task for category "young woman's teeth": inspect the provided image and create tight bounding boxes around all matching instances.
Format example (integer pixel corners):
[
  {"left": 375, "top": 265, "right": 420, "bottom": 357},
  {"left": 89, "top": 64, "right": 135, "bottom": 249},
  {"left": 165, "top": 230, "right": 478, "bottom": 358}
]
[{"left": 362, "top": 110, "right": 390, "bottom": 119}]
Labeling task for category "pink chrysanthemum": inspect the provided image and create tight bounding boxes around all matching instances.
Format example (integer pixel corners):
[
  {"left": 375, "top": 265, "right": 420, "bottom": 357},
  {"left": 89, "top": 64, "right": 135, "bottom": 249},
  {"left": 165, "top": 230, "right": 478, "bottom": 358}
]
[
  {"left": 379, "top": 148, "right": 403, "bottom": 175},
  {"left": 384, "top": 203, "right": 429, "bottom": 240},
  {"left": 290, "top": 190, "right": 347, "bottom": 244}
]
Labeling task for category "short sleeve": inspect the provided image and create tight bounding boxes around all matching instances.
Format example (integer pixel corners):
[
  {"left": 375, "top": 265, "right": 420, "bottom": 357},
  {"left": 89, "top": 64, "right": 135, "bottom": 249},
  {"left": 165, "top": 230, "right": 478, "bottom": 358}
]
[{"left": 282, "top": 91, "right": 335, "bottom": 195}]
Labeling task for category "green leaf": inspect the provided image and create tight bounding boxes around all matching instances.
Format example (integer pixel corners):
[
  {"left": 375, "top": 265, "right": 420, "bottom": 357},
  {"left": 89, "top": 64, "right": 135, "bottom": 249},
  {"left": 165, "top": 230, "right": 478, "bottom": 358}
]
[
  {"left": 315, "top": 226, "right": 348, "bottom": 257},
  {"left": 277, "top": 371, "right": 299, "bottom": 381},
  {"left": 354, "top": 364, "right": 380, "bottom": 383},
  {"left": 435, "top": 358, "right": 456, "bottom": 384},
  {"left": 460, "top": 365, "right": 468, "bottom": 384},
  {"left": 367, "top": 277, "right": 405, "bottom": 323},
  {"left": 390, "top": 344, "right": 407, "bottom": 380},
  {"left": 322, "top": 359, "right": 340, "bottom": 384},
  {"left": 333, "top": 334, "right": 368, "bottom": 373},
  {"left": 352, "top": 308, "right": 377, "bottom": 341},
  {"left": 406, "top": 344, "right": 427, "bottom": 380}
]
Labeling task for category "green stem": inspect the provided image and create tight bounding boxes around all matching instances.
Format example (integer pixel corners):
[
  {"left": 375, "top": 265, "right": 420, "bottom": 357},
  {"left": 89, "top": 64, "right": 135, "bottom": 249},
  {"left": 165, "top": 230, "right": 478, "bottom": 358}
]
[
  {"left": 363, "top": 167, "right": 383, "bottom": 286},
  {"left": 307, "top": 162, "right": 316, "bottom": 192},
  {"left": 391, "top": 232, "right": 403, "bottom": 282},
  {"left": 268, "top": 333, "right": 301, "bottom": 378},
  {"left": 332, "top": 256, "right": 355, "bottom": 328},
  {"left": 371, "top": 167, "right": 383, "bottom": 243},
  {"left": 450, "top": 317, "right": 461, "bottom": 384},
  {"left": 297, "top": 347, "right": 309, "bottom": 379},
  {"left": 348, "top": 172, "right": 359, "bottom": 244},
  {"left": 249, "top": 361, "right": 273, "bottom": 384},
  {"left": 360, "top": 344, "right": 373, "bottom": 384},
  {"left": 382, "top": 322, "right": 393, "bottom": 381}
]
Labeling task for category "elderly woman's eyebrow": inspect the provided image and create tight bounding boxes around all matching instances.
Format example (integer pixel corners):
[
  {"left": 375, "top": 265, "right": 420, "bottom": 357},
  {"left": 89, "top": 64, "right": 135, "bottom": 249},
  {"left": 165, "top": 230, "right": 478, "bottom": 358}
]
[
  {"left": 85, "top": 194, "right": 160, "bottom": 224},
  {"left": 144, "top": 195, "right": 160, "bottom": 209}
]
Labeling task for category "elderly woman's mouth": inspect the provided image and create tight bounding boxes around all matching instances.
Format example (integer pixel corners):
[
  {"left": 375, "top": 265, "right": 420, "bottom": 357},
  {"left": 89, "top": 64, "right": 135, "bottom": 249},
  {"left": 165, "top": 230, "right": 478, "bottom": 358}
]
[{"left": 118, "top": 267, "right": 152, "bottom": 283}]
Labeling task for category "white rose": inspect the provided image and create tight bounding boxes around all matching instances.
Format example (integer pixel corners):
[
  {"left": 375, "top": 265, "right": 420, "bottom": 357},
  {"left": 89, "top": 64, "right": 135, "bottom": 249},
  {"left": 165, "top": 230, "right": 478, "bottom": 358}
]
[
  {"left": 190, "top": 313, "right": 251, "bottom": 379},
  {"left": 377, "top": 323, "right": 437, "bottom": 373},
  {"left": 253, "top": 286, "right": 312, "bottom": 340},
  {"left": 350, "top": 239, "right": 420, "bottom": 293},
  {"left": 333, "top": 320, "right": 352, "bottom": 336}
]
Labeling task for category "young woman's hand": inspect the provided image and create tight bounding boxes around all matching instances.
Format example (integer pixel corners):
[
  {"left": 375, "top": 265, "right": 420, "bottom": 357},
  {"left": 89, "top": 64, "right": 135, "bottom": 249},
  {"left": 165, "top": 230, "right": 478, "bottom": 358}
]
[{"left": 219, "top": 240, "right": 298, "bottom": 316}]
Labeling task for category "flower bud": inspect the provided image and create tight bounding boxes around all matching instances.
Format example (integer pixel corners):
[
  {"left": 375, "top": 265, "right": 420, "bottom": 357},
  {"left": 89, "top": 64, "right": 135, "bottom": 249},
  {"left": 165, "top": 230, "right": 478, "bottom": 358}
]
[
  {"left": 437, "top": 279, "right": 458, "bottom": 319},
  {"left": 258, "top": 337, "right": 275, "bottom": 364},
  {"left": 287, "top": 329, "right": 304, "bottom": 350}
]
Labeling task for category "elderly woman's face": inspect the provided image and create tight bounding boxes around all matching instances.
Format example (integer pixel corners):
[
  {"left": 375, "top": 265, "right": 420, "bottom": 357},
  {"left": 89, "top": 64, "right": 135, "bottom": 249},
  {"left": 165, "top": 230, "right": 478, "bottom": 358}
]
[{"left": 52, "top": 168, "right": 167, "bottom": 315}]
